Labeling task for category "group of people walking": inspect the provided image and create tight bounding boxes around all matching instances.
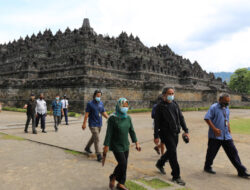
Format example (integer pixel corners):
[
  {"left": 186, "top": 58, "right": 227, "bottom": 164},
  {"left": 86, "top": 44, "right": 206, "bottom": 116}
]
[
  {"left": 24, "top": 93, "right": 69, "bottom": 134},
  {"left": 24, "top": 88, "right": 249, "bottom": 190},
  {"left": 82, "top": 88, "right": 249, "bottom": 190}
]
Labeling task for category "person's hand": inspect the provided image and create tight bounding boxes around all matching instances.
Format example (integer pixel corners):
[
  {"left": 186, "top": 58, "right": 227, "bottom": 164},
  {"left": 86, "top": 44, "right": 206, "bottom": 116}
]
[
  {"left": 183, "top": 133, "right": 189, "bottom": 139},
  {"left": 154, "top": 138, "right": 159, "bottom": 145},
  {"left": 82, "top": 123, "right": 86, "bottom": 130},
  {"left": 213, "top": 128, "right": 221, "bottom": 137},
  {"left": 103, "top": 146, "right": 109, "bottom": 154},
  {"left": 135, "top": 142, "right": 141, "bottom": 152}
]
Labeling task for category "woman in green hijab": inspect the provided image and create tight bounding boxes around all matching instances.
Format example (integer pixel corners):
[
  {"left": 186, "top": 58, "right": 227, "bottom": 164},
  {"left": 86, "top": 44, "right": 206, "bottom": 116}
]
[{"left": 103, "top": 98, "right": 141, "bottom": 190}]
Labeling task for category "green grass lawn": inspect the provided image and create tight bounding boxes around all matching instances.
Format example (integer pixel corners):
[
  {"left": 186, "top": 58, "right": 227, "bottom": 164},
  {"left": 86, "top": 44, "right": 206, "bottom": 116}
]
[
  {"left": 138, "top": 178, "right": 171, "bottom": 189},
  {"left": 0, "top": 132, "right": 25, "bottom": 141},
  {"left": 125, "top": 181, "right": 147, "bottom": 190},
  {"left": 230, "top": 118, "right": 250, "bottom": 135}
]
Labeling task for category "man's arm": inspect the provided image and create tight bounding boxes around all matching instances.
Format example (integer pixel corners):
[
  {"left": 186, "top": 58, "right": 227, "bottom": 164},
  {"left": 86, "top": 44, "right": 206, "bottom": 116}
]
[
  {"left": 102, "top": 112, "right": 109, "bottom": 119},
  {"left": 205, "top": 119, "right": 221, "bottom": 137},
  {"left": 82, "top": 112, "right": 89, "bottom": 130},
  {"left": 154, "top": 105, "right": 161, "bottom": 144}
]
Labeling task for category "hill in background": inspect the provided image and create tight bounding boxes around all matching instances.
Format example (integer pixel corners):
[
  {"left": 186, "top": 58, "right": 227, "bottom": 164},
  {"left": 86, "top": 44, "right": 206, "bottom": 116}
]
[{"left": 214, "top": 67, "right": 250, "bottom": 83}]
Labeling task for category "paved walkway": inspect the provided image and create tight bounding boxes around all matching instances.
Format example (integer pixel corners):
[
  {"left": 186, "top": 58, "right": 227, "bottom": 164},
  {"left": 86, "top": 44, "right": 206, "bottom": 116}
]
[{"left": 0, "top": 110, "right": 250, "bottom": 190}]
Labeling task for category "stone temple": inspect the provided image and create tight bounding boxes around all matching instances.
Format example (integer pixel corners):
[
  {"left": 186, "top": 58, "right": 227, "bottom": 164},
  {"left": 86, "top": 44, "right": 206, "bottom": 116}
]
[{"left": 0, "top": 18, "right": 248, "bottom": 112}]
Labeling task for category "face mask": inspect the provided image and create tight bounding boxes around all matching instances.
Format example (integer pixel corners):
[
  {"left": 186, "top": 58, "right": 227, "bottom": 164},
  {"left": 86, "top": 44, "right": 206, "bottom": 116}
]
[
  {"left": 56, "top": 97, "right": 59, "bottom": 100},
  {"left": 95, "top": 97, "right": 101, "bottom": 102},
  {"left": 120, "top": 107, "right": 128, "bottom": 114},
  {"left": 167, "top": 95, "right": 174, "bottom": 101},
  {"left": 220, "top": 102, "right": 229, "bottom": 107}
]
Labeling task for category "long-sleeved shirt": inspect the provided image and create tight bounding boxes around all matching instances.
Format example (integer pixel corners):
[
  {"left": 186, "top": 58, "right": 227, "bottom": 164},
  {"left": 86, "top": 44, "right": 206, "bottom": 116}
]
[
  {"left": 36, "top": 99, "right": 47, "bottom": 114},
  {"left": 104, "top": 115, "right": 137, "bottom": 152},
  {"left": 154, "top": 100, "right": 188, "bottom": 139}
]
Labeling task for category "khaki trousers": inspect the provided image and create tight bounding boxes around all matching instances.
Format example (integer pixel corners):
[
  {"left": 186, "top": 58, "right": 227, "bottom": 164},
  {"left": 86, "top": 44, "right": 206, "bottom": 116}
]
[{"left": 85, "top": 127, "right": 101, "bottom": 154}]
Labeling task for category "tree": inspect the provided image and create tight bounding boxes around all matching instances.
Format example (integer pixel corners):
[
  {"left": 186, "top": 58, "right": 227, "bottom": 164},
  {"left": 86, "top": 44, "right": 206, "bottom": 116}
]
[{"left": 229, "top": 68, "right": 250, "bottom": 94}]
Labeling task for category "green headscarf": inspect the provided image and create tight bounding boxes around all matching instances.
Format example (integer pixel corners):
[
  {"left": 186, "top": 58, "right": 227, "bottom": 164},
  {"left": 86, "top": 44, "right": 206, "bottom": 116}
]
[{"left": 112, "top": 98, "right": 128, "bottom": 119}]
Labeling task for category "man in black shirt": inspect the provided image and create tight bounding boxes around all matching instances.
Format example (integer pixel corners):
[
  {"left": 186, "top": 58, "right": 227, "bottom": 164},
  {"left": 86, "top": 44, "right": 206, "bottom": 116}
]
[
  {"left": 24, "top": 93, "right": 37, "bottom": 134},
  {"left": 154, "top": 87, "right": 189, "bottom": 186}
]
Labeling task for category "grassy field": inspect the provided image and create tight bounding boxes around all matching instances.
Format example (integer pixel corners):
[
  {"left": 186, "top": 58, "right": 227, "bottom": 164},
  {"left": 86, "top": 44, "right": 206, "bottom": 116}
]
[
  {"left": 230, "top": 118, "right": 250, "bottom": 135},
  {"left": 138, "top": 178, "right": 171, "bottom": 189}
]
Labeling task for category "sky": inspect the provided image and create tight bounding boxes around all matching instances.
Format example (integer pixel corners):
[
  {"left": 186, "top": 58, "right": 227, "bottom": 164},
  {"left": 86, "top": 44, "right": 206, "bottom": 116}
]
[{"left": 0, "top": 0, "right": 250, "bottom": 72}]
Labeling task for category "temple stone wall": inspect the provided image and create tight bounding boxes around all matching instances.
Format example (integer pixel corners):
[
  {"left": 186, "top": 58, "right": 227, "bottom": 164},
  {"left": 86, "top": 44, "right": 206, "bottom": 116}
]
[{"left": 0, "top": 18, "right": 249, "bottom": 112}]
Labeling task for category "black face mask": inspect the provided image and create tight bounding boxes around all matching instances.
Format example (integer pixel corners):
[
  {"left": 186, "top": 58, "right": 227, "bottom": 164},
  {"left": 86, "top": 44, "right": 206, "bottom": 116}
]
[{"left": 220, "top": 102, "right": 229, "bottom": 107}]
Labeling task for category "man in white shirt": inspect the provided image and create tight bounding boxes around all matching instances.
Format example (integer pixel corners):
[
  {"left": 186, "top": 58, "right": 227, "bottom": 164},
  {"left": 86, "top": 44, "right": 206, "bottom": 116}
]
[
  {"left": 61, "top": 94, "right": 69, "bottom": 125},
  {"left": 36, "top": 93, "right": 47, "bottom": 133}
]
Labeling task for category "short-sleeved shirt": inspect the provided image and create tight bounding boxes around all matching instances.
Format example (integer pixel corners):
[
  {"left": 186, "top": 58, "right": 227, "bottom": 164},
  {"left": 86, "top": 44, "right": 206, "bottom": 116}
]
[
  {"left": 85, "top": 100, "right": 105, "bottom": 127},
  {"left": 204, "top": 103, "right": 232, "bottom": 140},
  {"left": 52, "top": 100, "right": 62, "bottom": 116},
  {"left": 27, "top": 99, "right": 37, "bottom": 115}
]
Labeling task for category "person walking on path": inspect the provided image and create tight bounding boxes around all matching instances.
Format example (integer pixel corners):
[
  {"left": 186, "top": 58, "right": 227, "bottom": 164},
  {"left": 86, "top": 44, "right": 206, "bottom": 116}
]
[
  {"left": 61, "top": 94, "right": 69, "bottom": 125},
  {"left": 24, "top": 93, "right": 37, "bottom": 134},
  {"left": 36, "top": 93, "right": 47, "bottom": 133},
  {"left": 154, "top": 87, "right": 189, "bottom": 186},
  {"left": 152, "top": 96, "right": 165, "bottom": 155},
  {"left": 103, "top": 98, "right": 141, "bottom": 190},
  {"left": 204, "top": 93, "right": 250, "bottom": 178},
  {"left": 82, "top": 90, "right": 109, "bottom": 162},
  {"left": 51, "top": 95, "right": 63, "bottom": 132}
]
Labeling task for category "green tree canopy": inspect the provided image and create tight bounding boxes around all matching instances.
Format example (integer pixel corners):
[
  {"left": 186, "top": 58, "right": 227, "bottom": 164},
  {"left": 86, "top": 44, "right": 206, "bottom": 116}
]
[{"left": 229, "top": 68, "right": 250, "bottom": 94}]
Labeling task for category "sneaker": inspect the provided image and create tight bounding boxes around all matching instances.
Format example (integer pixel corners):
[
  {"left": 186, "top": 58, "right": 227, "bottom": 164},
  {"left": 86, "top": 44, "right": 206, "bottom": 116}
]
[
  {"left": 42, "top": 130, "right": 47, "bottom": 133},
  {"left": 97, "top": 154, "right": 102, "bottom": 162},
  {"left": 204, "top": 167, "right": 216, "bottom": 174},
  {"left": 32, "top": 131, "right": 37, "bottom": 134},
  {"left": 24, "top": 130, "right": 28, "bottom": 133},
  {"left": 172, "top": 178, "right": 186, "bottom": 186},
  {"left": 55, "top": 128, "right": 58, "bottom": 132},
  {"left": 85, "top": 148, "right": 93, "bottom": 154},
  {"left": 156, "top": 162, "right": 166, "bottom": 175}
]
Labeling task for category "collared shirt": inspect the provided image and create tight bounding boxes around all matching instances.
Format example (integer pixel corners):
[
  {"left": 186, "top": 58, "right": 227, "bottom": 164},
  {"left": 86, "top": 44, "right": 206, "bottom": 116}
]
[
  {"left": 85, "top": 100, "right": 105, "bottom": 127},
  {"left": 61, "top": 99, "right": 69, "bottom": 109},
  {"left": 204, "top": 103, "right": 232, "bottom": 140},
  {"left": 36, "top": 99, "right": 47, "bottom": 114},
  {"left": 52, "top": 100, "right": 62, "bottom": 116}
]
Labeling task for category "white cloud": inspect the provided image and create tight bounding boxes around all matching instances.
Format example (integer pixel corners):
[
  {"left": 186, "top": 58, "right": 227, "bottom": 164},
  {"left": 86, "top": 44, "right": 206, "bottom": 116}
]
[
  {"left": 1, "top": 0, "right": 250, "bottom": 72},
  {"left": 184, "top": 27, "right": 250, "bottom": 72}
]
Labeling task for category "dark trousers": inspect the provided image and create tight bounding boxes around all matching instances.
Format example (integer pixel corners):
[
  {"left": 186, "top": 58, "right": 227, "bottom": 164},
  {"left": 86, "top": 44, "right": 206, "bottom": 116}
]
[
  {"left": 61, "top": 108, "right": 68, "bottom": 124},
  {"left": 54, "top": 115, "right": 61, "bottom": 130},
  {"left": 112, "top": 151, "right": 129, "bottom": 185},
  {"left": 25, "top": 113, "right": 36, "bottom": 132},
  {"left": 36, "top": 113, "right": 46, "bottom": 130},
  {"left": 157, "top": 134, "right": 180, "bottom": 179},
  {"left": 205, "top": 138, "right": 246, "bottom": 174}
]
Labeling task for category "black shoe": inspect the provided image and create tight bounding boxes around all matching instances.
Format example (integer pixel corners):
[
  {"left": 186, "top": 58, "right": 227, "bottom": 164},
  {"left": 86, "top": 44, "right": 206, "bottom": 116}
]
[
  {"left": 238, "top": 171, "right": 250, "bottom": 178},
  {"left": 32, "top": 131, "right": 37, "bottom": 134},
  {"left": 66, "top": 123, "right": 69, "bottom": 125},
  {"left": 55, "top": 128, "right": 58, "bottom": 132},
  {"left": 204, "top": 167, "right": 216, "bottom": 174},
  {"left": 42, "top": 130, "right": 47, "bottom": 133},
  {"left": 24, "top": 130, "right": 28, "bottom": 133},
  {"left": 97, "top": 154, "right": 102, "bottom": 162},
  {"left": 172, "top": 177, "right": 186, "bottom": 186},
  {"left": 85, "top": 148, "right": 93, "bottom": 154},
  {"left": 156, "top": 162, "right": 166, "bottom": 175}
]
